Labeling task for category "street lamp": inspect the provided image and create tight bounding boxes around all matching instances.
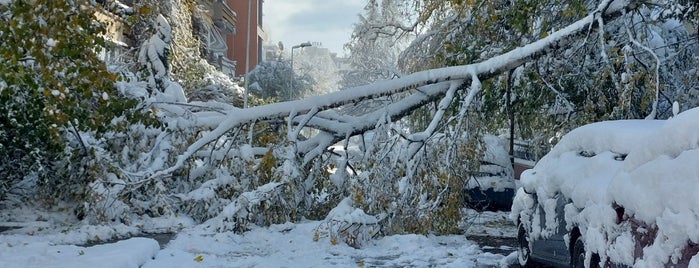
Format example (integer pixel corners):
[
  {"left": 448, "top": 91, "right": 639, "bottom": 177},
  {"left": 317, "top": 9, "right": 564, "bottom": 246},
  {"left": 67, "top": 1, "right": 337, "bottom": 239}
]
[
  {"left": 243, "top": 0, "right": 252, "bottom": 108},
  {"left": 289, "top": 41, "right": 312, "bottom": 100}
]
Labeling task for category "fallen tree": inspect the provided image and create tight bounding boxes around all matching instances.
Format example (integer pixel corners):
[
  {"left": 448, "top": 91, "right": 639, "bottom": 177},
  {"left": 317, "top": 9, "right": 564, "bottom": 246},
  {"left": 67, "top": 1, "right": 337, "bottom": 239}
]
[{"left": 151, "top": 0, "right": 635, "bottom": 180}]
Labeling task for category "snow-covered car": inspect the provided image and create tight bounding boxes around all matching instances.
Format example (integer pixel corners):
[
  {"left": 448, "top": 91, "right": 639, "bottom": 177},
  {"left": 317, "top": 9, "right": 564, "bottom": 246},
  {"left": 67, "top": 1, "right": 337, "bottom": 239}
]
[
  {"left": 511, "top": 107, "right": 699, "bottom": 268},
  {"left": 465, "top": 135, "right": 516, "bottom": 212}
]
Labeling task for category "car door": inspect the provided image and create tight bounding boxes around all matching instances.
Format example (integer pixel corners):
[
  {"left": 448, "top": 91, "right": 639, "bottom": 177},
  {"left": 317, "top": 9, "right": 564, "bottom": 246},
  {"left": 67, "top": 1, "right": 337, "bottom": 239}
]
[{"left": 537, "top": 193, "right": 571, "bottom": 266}]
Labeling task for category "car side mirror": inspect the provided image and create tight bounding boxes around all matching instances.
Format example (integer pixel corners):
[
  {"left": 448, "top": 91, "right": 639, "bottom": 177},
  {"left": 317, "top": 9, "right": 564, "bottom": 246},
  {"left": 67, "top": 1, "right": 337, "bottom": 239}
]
[
  {"left": 520, "top": 170, "right": 536, "bottom": 194},
  {"left": 522, "top": 183, "right": 535, "bottom": 195}
]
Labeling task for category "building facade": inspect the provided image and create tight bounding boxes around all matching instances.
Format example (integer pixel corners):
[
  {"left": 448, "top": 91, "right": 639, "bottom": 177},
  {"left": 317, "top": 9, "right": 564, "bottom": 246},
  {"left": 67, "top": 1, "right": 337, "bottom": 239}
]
[
  {"left": 197, "top": 0, "right": 238, "bottom": 77},
  {"left": 227, "top": 0, "right": 265, "bottom": 77}
]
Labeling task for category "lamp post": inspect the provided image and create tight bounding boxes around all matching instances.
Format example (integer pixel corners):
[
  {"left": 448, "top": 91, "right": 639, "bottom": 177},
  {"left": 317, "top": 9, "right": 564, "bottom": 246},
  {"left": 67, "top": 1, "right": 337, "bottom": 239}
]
[
  {"left": 289, "top": 41, "right": 312, "bottom": 100},
  {"left": 243, "top": 0, "right": 252, "bottom": 108}
]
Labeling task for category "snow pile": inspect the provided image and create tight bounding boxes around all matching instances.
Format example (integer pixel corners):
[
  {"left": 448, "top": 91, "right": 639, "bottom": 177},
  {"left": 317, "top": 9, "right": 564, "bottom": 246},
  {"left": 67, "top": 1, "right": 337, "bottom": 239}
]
[
  {"left": 0, "top": 237, "right": 159, "bottom": 268},
  {"left": 320, "top": 197, "right": 385, "bottom": 248},
  {"left": 512, "top": 106, "right": 699, "bottom": 266}
]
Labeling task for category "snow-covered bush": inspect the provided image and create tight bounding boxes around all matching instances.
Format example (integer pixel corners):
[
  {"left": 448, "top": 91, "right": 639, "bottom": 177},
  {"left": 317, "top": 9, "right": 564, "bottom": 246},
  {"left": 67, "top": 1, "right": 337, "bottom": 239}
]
[{"left": 317, "top": 198, "right": 384, "bottom": 249}]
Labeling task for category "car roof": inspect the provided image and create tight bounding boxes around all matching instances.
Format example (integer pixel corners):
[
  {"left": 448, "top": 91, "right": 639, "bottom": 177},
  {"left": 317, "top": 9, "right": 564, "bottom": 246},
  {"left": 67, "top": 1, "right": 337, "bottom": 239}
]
[
  {"left": 521, "top": 119, "right": 666, "bottom": 206},
  {"left": 545, "top": 119, "right": 665, "bottom": 160}
]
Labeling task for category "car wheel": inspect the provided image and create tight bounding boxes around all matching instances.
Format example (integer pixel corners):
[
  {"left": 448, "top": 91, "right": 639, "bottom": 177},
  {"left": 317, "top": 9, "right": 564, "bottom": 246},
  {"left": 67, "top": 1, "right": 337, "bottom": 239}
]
[
  {"left": 572, "top": 236, "right": 600, "bottom": 268},
  {"left": 517, "top": 221, "right": 535, "bottom": 267}
]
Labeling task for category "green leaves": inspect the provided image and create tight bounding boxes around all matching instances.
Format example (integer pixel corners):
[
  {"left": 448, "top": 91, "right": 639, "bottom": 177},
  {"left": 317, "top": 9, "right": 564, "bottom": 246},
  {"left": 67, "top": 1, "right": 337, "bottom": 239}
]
[{"left": 0, "top": 0, "right": 156, "bottom": 203}]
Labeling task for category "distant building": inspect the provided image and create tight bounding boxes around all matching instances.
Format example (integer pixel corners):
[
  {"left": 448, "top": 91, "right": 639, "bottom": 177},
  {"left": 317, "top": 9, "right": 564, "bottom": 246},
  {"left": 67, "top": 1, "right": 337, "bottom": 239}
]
[
  {"left": 262, "top": 42, "right": 283, "bottom": 62},
  {"left": 95, "top": 0, "right": 266, "bottom": 78},
  {"left": 197, "top": 0, "right": 238, "bottom": 77},
  {"left": 227, "top": 0, "right": 266, "bottom": 77}
]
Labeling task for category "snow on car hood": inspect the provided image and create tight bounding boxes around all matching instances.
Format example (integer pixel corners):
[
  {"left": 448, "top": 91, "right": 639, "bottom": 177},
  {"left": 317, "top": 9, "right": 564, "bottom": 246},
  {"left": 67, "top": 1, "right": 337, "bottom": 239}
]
[{"left": 613, "top": 107, "right": 699, "bottom": 221}]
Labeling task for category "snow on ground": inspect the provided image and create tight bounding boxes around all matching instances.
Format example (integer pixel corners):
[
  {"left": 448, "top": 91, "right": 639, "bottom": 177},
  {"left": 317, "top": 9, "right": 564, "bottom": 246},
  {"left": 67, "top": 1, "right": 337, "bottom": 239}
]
[
  {"left": 462, "top": 210, "right": 517, "bottom": 238},
  {"left": 0, "top": 208, "right": 518, "bottom": 268},
  {"left": 144, "top": 221, "right": 514, "bottom": 268}
]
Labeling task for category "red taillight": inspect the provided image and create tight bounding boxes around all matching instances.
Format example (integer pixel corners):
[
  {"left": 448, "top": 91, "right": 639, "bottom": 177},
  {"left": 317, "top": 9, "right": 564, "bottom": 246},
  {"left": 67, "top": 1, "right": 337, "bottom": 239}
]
[{"left": 678, "top": 242, "right": 699, "bottom": 267}]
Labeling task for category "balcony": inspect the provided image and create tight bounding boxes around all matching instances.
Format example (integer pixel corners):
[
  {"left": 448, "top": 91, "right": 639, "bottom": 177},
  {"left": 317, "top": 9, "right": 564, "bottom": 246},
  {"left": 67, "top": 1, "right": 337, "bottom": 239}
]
[{"left": 199, "top": 0, "right": 237, "bottom": 34}]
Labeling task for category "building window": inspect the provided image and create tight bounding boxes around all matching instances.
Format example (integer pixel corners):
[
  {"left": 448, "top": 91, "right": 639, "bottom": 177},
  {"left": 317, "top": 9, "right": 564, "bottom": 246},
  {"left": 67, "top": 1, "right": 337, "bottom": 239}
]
[
  {"left": 258, "top": 0, "right": 263, "bottom": 26},
  {"left": 258, "top": 37, "right": 263, "bottom": 64}
]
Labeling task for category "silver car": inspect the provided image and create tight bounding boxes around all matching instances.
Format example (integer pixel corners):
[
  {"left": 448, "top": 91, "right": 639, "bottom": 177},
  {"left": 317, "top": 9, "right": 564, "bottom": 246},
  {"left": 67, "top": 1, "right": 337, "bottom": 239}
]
[{"left": 511, "top": 112, "right": 699, "bottom": 267}]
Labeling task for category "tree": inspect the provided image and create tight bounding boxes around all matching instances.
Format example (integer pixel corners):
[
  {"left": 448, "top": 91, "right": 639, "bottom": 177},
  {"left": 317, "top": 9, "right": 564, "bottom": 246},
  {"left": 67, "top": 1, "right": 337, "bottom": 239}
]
[
  {"left": 399, "top": 0, "right": 699, "bottom": 143},
  {"left": 341, "top": 0, "right": 409, "bottom": 88},
  {"left": 293, "top": 47, "right": 340, "bottom": 97},
  {"left": 0, "top": 0, "right": 144, "bottom": 202},
  {"left": 136, "top": 0, "right": 659, "bottom": 235},
  {"left": 247, "top": 60, "right": 315, "bottom": 101}
]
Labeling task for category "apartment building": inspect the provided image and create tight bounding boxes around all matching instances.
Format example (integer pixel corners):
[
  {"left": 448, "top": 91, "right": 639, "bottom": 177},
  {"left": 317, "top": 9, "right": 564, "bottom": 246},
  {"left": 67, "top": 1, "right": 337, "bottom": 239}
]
[
  {"left": 95, "top": 0, "right": 264, "bottom": 78},
  {"left": 227, "top": 0, "right": 265, "bottom": 77},
  {"left": 198, "top": 0, "right": 238, "bottom": 77}
]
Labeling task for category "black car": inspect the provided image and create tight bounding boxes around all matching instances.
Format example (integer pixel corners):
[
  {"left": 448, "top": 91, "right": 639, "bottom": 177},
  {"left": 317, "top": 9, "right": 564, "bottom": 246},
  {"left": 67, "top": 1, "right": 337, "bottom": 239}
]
[{"left": 465, "top": 135, "right": 516, "bottom": 212}]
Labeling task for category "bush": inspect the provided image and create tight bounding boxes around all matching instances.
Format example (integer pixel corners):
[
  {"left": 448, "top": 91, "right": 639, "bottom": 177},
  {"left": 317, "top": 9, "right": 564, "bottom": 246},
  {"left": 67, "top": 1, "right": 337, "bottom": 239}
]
[{"left": 0, "top": 0, "right": 147, "bottom": 206}]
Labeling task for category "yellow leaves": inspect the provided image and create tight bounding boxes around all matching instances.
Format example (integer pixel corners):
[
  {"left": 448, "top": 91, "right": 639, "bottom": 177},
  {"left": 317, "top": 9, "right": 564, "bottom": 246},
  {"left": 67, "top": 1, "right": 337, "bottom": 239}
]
[
  {"left": 356, "top": 260, "right": 365, "bottom": 267},
  {"left": 193, "top": 255, "right": 204, "bottom": 262},
  {"left": 258, "top": 132, "right": 279, "bottom": 145},
  {"left": 106, "top": 72, "right": 118, "bottom": 82},
  {"left": 256, "top": 148, "right": 277, "bottom": 184},
  {"left": 138, "top": 6, "right": 151, "bottom": 15},
  {"left": 397, "top": 169, "right": 405, "bottom": 178},
  {"left": 352, "top": 185, "right": 363, "bottom": 205},
  {"left": 313, "top": 230, "right": 320, "bottom": 242},
  {"left": 330, "top": 236, "right": 338, "bottom": 246},
  {"left": 436, "top": 172, "right": 450, "bottom": 187},
  {"left": 465, "top": 0, "right": 474, "bottom": 8}
]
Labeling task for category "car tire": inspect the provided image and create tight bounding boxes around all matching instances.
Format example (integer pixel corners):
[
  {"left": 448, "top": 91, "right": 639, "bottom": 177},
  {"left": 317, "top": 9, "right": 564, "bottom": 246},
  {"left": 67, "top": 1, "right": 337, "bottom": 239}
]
[
  {"left": 572, "top": 236, "right": 600, "bottom": 268},
  {"left": 517, "top": 221, "right": 536, "bottom": 267}
]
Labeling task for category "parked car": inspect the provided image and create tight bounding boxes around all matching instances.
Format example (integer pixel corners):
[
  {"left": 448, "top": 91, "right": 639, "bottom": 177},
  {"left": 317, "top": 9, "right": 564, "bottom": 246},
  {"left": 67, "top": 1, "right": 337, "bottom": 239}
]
[
  {"left": 465, "top": 135, "right": 516, "bottom": 212},
  {"left": 511, "top": 108, "right": 699, "bottom": 267}
]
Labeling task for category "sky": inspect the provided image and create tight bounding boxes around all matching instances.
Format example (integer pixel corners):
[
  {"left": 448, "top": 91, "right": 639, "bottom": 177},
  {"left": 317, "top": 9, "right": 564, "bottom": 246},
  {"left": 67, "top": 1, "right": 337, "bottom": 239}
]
[{"left": 263, "top": 0, "right": 366, "bottom": 57}]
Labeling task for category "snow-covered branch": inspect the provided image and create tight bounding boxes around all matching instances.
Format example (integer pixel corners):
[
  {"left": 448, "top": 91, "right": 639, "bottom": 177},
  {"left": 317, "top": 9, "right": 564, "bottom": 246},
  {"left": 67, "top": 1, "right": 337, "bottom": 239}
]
[{"left": 147, "top": 0, "right": 632, "bottom": 179}]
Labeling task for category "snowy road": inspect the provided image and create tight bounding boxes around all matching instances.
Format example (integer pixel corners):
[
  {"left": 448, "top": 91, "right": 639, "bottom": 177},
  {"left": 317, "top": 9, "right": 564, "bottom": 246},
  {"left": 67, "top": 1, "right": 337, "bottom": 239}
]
[
  {"left": 0, "top": 210, "right": 519, "bottom": 268},
  {"left": 139, "top": 220, "right": 517, "bottom": 268}
]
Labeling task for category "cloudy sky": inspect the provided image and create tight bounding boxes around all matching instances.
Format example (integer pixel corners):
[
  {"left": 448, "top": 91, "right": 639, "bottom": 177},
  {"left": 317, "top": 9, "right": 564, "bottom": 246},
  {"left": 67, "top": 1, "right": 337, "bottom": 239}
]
[{"left": 263, "top": 0, "right": 366, "bottom": 57}]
